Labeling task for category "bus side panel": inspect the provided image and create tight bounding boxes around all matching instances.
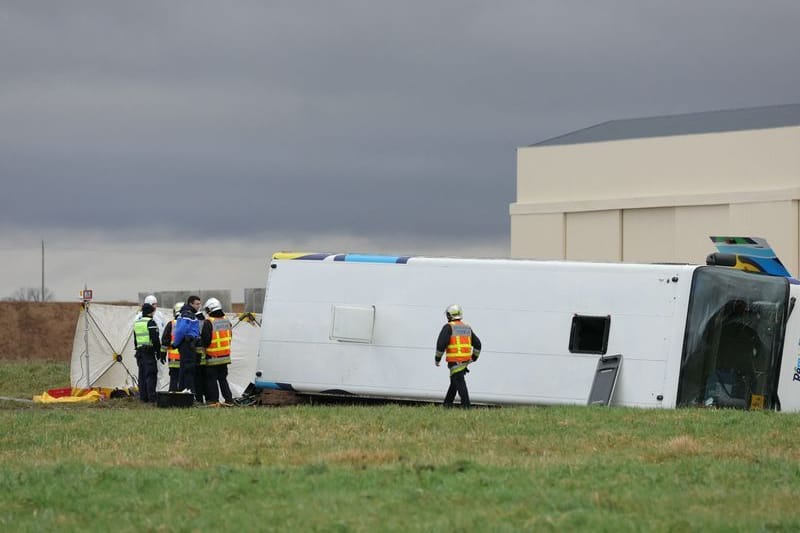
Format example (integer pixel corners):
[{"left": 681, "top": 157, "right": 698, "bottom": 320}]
[
  {"left": 659, "top": 276, "right": 694, "bottom": 410},
  {"left": 256, "top": 258, "right": 693, "bottom": 407}
]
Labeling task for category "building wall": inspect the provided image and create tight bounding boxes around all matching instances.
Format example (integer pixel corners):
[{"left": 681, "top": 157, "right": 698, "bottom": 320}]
[
  {"left": 516, "top": 126, "right": 800, "bottom": 204},
  {"left": 510, "top": 213, "right": 564, "bottom": 259},
  {"left": 511, "top": 126, "right": 800, "bottom": 272},
  {"left": 566, "top": 210, "right": 621, "bottom": 261}
]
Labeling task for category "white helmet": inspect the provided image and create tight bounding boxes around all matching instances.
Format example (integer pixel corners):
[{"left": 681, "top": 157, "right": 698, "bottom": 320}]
[
  {"left": 173, "top": 302, "right": 183, "bottom": 318},
  {"left": 445, "top": 304, "right": 462, "bottom": 321},
  {"left": 144, "top": 294, "right": 158, "bottom": 306},
  {"left": 204, "top": 297, "right": 222, "bottom": 313}
]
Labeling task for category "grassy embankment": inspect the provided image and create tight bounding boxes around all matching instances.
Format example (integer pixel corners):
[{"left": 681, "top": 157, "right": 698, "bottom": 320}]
[
  {"left": 2, "top": 360, "right": 800, "bottom": 532},
  {"left": 0, "top": 359, "right": 70, "bottom": 400}
]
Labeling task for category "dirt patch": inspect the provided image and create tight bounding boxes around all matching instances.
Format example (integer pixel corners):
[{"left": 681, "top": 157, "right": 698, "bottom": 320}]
[
  {"left": 0, "top": 302, "right": 83, "bottom": 360},
  {"left": 259, "top": 389, "right": 305, "bottom": 406}
]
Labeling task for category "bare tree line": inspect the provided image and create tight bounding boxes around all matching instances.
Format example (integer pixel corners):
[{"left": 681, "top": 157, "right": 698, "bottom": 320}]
[{"left": 4, "top": 287, "right": 55, "bottom": 302}]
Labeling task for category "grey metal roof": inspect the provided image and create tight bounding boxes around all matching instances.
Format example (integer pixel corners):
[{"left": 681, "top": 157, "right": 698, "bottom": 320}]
[{"left": 532, "top": 103, "right": 800, "bottom": 147}]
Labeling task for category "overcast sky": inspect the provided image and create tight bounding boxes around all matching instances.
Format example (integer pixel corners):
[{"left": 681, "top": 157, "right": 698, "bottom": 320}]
[{"left": 1, "top": 1, "right": 799, "bottom": 302}]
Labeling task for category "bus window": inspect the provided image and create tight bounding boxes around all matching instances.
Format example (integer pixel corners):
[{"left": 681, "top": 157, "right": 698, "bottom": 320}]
[
  {"left": 569, "top": 315, "right": 611, "bottom": 354},
  {"left": 677, "top": 268, "right": 788, "bottom": 409}
]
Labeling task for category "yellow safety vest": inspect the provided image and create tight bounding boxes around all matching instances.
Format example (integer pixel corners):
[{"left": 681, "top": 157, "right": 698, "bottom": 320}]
[
  {"left": 206, "top": 316, "right": 232, "bottom": 366},
  {"left": 446, "top": 321, "right": 473, "bottom": 363},
  {"left": 134, "top": 317, "right": 153, "bottom": 349}
]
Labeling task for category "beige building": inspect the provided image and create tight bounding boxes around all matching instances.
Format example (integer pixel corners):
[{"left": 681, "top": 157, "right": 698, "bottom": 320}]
[{"left": 510, "top": 104, "right": 800, "bottom": 273}]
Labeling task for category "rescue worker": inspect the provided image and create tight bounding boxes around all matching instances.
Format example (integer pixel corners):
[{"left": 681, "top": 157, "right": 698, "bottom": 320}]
[
  {"left": 161, "top": 302, "right": 184, "bottom": 391},
  {"left": 135, "top": 294, "right": 167, "bottom": 336},
  {"left": 134, "top": 302, "right": 161, "bottom": 403},
  {"left": 173, "top": 295, "right": 202, "bottom": 397},
  {"left": 203, "top": 297, "right": 234, "bottom": 405},
  {"left": 435, "top": 304, "right": 481, "bottom": 408}
]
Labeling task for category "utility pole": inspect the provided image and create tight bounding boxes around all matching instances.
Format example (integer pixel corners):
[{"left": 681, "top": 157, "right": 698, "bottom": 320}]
[{"left": 41, "top": 240, "right": 45, "bottom": 302}]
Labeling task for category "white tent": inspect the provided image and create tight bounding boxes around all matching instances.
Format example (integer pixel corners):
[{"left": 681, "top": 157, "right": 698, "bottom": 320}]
[{"left": 70, "top": 303, "right": 261, "bottom": 398}]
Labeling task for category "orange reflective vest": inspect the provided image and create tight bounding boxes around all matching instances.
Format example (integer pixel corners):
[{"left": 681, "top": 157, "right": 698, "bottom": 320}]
[
  {"left": 206, "top": 316, "right": 232, "bottom": 366},
  {"left": 167, "top": 321, "right": 181, "bottom": 368},
  {"left": 446, "top": 321, "right": 473, "bottom": 363}
]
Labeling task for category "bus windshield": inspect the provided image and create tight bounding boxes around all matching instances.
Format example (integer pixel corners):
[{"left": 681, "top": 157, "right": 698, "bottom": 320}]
[{"left": 677, "top": 267, "right": 789, "bottom": 409}]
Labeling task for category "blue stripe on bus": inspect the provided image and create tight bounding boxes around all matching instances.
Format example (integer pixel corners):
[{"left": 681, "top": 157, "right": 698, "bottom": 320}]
[
  {"left": 284, "top": 253, "right": 414, "bottom": 264},
  {"left": 254, "top": 380, "right": 296, "bottom": 391},
  {"left": 342, "top": 254, "right": 402, "bottom": 263}
]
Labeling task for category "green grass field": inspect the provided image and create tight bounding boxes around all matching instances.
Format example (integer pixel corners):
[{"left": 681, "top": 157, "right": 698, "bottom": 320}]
[
  {"left": 2, "top": 360, "right": 800, "bottom": 532},
  {"left": 0, "top": 359, "right": 70, "bottom": 400}
]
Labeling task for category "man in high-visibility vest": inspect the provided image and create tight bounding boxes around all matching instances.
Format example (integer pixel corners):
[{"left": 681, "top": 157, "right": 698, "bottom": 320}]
[
  {"left": 134, "top": 303, "right": 162, "bottom": 403},
  {"left": 434, "top": 304, "right": 482, "bottom": 408},
  {"left": 202, "top": 297, "right": 234, "bottom": 405},
  {"left": 161, "top": 302, "right": 184, "bottom": 391}
]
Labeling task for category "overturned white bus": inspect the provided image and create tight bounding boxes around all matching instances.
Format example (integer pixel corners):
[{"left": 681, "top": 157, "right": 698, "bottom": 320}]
[{"left": 254, "top": 251, "right": 800, "bottom": 411}]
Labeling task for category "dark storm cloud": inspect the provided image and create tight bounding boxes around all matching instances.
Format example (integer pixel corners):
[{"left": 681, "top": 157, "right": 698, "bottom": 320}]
[{"left": 1, "top": 1, "right": 799, "bottom": 241}]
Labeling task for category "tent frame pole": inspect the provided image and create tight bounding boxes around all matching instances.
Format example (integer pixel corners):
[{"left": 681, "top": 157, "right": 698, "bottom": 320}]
[{"left": 84, "top": 297, "right": 90, "bottom": 389}]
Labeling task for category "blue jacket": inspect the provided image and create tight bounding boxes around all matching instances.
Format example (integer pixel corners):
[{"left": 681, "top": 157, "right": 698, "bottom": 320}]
[{"left": 172, "top": 304, "right": 200, "bottom": 346}]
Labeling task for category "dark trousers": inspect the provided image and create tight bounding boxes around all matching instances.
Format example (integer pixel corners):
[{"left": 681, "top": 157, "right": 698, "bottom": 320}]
[
  {"left": 205, "top": 364, "right": 233, "bottom": 403},
  {"left": 177, "top": 339, "right": 197, "bottom": 395},
  {"left": 136, "top": 350, "right": 158, "bottom": 403},
  {"left": 195, "top": 361, "right": 207, "bottom": 403},
  {"left": 168, "top": 367, "right": 179, "bottom": 391},
  {"left": 444, "top": 370, "right": 470, "bottom": 408}
]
